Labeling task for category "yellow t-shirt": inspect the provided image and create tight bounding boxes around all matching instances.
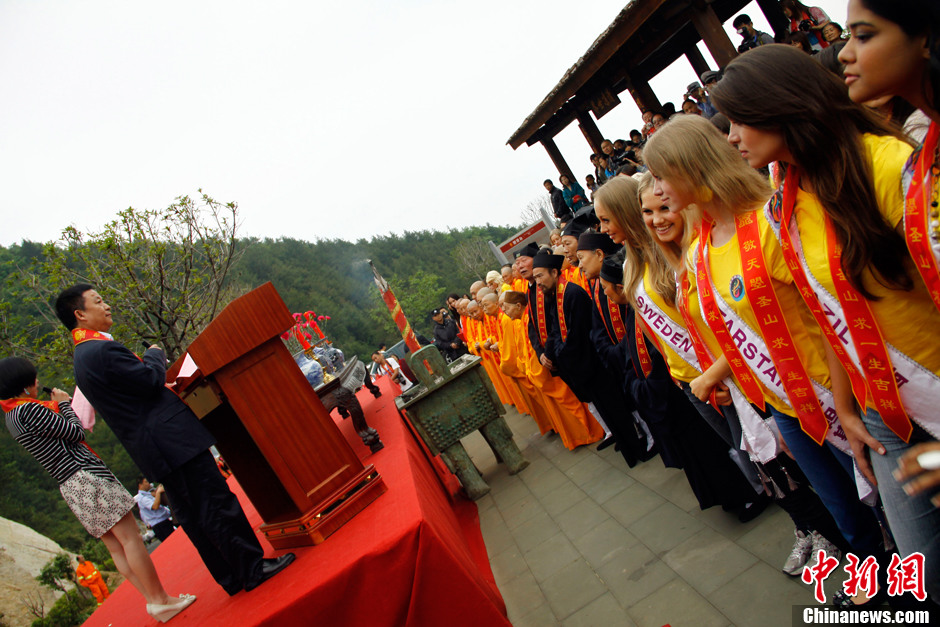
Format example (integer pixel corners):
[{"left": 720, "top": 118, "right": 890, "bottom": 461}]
[
  {"left": 685, "top": 209, "right": 831, "bottom": 416},
  {"left": 641, "top": 264, "right": 700, "bottom": 382},
  {"left": 792, "top": 134, "right": 940, "bottom": 380}
]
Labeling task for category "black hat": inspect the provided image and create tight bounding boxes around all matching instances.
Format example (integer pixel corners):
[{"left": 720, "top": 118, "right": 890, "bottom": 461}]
[
  {"left": 577, "top": 231, "right": 621, "bottom": 255},
  {"left": 599, "top": 255, "right": 625, "bottom": 285},
  {"left": 430, "top": 308, "right": 444, "bottom": 318},
  {"left": 562, "top": 213, "right": 593, "bottom": 239},
  {"left": 514, "top": 242, "right": 540, "bottom": 259},
  {"left": 573, "top": 205, "right": 599, "bottom": 225},
  {"left": 532, "top": 251, "right": 565, "bottom": 270}
]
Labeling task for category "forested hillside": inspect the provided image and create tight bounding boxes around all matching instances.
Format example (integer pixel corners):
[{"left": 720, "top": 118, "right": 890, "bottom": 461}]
[{"left": 0, "top": 224, "right": 516, "bottom": 548}]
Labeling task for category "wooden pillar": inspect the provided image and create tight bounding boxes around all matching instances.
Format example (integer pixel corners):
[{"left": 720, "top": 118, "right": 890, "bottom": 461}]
[
  {"left": 685, "top": 46, "right": 711, "bottom": 82},
  {"left": 576, "top": 110, "right": 605, "bottom": 156},
  {"left": 539, "top": 137, "right": 574, "bottom": 181},
  {"left": 755, "top": 0, "right": 789, "bottom": 40},
  {"left": 625, "top": 77, "right": 662, "bottom": 114},
  {"left": 690, "top": 1, "right": 738, "bottom": 69}
]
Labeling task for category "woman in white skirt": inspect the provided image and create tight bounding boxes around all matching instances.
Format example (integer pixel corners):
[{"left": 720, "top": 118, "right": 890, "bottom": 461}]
[{"left": 1, "top": 357, "right": 195, "bottom": 623}]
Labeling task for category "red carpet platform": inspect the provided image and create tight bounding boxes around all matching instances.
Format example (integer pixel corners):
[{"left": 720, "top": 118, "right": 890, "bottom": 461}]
[{"left": 84, "top": 376, "right": 509, "bottom": 626}]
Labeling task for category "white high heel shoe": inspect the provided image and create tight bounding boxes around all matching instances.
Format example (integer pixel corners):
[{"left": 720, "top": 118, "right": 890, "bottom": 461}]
[{"left": 146, "top": 594, "right": 197, "bottom": 623}]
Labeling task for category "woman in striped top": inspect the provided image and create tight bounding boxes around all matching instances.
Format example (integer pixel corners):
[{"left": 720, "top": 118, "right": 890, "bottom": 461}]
[{"left": 1, "top": 357, "right": 195, "bottom": 623}]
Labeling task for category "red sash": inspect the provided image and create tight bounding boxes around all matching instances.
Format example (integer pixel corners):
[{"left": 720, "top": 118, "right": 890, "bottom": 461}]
[
  {"left": 699, "top": 214, "right": 828, "bottom": 444},
  {"left": 676, "top": 268, "right": 722, "bottom": 408},
  {"left": 535, "top": 289, "right": 548, "bottom": 345},
  {"left": 556, "top": 275, "right": 570, "bottom": 342},
  {"left": 904, "top": 122, "right": 940, "bottom": 312},
  {"left": 1, "top": 397, "right": 101, "bottom": 458},
  {"left": 73, "top": 327, "right": 144, "bottom": 362},
  {"left": 779, "top": 167, "right": 911, "bottom": 441},
  {"left": 72, "top": 328, "right": 113, "bottom": 345},
  {"left": 593, "top": 282, "right": 627, "bottom": 343},
  {"left": 0, "top": 397, "right": 59, "bottom": 413},
  {"left": 693, "top": 218, "right": 766, "bottom": 410},
  {"left": 633, "top": 317, "right": 653, "bottom": 378}
]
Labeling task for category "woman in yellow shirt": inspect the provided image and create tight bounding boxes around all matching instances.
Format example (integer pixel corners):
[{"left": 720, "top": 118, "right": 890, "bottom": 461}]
[
  {"left": 644, "top": 114, "right": 888, "bottom": 605},
  {"left": 593, "top": 175, "right": 758, "bottom": 513},
  {"left": 711, "top": 43, "right": 940, "bottom": 604}
]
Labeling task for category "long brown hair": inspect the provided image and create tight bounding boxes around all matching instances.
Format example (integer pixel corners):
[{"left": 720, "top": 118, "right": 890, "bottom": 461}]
[
  {"left": 593, "top": 176, "right": 673, "bottom": 309},
  {"left": 859, "top": 0, "right": 940, "bottom": 114},
  {"left": 711, "top": 44, "right": 912, "bottom": 299}
]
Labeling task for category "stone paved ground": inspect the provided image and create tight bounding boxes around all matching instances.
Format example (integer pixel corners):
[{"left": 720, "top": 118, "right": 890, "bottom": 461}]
[{"left": 464, "top": 407, "right": 846, "bottom": 627}]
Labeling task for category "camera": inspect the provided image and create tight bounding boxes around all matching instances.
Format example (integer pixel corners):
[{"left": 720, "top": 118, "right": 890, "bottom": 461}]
[{"left": 798, "top": 19, "right": 814, "bottom": 32}]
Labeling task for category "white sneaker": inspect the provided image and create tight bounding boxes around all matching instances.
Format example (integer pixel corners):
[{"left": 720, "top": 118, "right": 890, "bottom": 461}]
[
  {"left": 782, "top": 529, "right": 813, "bottom": 576},
  {"left": 809, "top": 531, "right": 842, "bottom": 567}
]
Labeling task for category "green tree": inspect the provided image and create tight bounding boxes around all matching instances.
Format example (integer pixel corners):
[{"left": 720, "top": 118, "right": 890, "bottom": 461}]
[
  {"left": 0, "top": 221, "right": 520, "bottom": 550},
  {"left": 451, "top": 238, "right": 497, "bottom": 282},
  {"left": 1, "top": 190, "right": 247, "bottom": 364},
  {"left": 36, "top": 554, "right": 75, "bottom": 595},
  {"left": 30, "top": 591, "right": 94, "bottom": 627}
]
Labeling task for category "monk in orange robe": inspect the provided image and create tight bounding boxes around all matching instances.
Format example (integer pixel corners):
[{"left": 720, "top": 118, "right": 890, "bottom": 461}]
[
  {"left": 500, "top": 265, "right": 515, "bottom": 291},
  {"left": 480, "top": 293, "right": 532, "bottom": 415},
  {"left": 496, "top": 292, "right": 555, "bottom": 434},
  {"left": 510, "top": 247, "right": 604, "bottom": 449},
  {"left": 465, "top": 300, "right": 513, "bottom": 406},
  {"left": 503, "top": 290, "right": 602, "bottom": 448}
]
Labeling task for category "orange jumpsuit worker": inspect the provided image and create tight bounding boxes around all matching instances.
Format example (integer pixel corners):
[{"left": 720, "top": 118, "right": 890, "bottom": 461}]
[{"left": 75, "top": 555, "right": 110, "bottom": 606}]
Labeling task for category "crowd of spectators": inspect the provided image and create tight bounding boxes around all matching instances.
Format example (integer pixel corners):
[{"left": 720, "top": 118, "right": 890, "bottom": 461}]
[{"left": 471, "top": 1, "right": 940, "bottom": 613}]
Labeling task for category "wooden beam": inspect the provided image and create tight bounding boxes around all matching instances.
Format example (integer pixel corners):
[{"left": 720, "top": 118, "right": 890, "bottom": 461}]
[
  {"left": 690, "top": 1, "right": 738, "bottom": 69},
  {"left": 507, "top": 0, "right": 670, "bottom": 149},
  {"left": 755, "top": 0, "right": 788, "bottom": 40},
  {"left": 540, "top": 137, "right": 574, "bottom": 182},
  {"left": 625, "top": 76, "right": 662, "bottom": 115},
  {"left": 576, "top": 110, "right": 605, "bottom": 156},
  {"left": 685, "top": 45, "right": 711, "bottom": 81}
]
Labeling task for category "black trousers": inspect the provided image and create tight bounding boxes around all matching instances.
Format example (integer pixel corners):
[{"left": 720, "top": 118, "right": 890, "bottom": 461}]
[
  {"left": 160, "top": 450, "right": 264, "bottom": 593},
  {"left": 151, "top": 518, "right": 176, "bottom": 542}
]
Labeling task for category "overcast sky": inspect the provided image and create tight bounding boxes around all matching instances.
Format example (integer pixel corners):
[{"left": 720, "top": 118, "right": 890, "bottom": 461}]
[{"left": 0, "top": 0, "right": 848, "bottom": 247}]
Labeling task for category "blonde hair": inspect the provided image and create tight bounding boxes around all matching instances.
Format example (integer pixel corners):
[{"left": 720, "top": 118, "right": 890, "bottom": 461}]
[
  {"left": 643, "top": 115, "right": 771, "bottom": 217},
  {"left": 593, "top": 176, "right": 674, "bottom": 309},
  {"left": 635, "top": 173, "right": 681, "bottom": 307}
]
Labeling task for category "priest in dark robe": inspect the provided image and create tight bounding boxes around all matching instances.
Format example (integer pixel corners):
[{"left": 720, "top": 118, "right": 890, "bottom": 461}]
[
  {"left": 531, "top": 250, "right": 643, "bottom": 466},
  {"left": 599, "top": 256, "right": 757, "bottom": 510},
  {"left": 514, "top": 242, "right": 604, "bottom": 449},
  {"left": 576, "top": 232, "right": 655, "bottom": 461}
]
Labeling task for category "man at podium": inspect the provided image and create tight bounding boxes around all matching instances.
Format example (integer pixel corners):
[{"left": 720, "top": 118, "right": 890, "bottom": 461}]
[{"left": 55, "top": 284, "right": 296, "bottom": 596}]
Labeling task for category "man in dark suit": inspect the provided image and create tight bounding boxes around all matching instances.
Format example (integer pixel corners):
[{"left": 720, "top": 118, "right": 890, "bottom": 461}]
[{"left": 55, "top": 284, "right": 295, "bottom": 595}]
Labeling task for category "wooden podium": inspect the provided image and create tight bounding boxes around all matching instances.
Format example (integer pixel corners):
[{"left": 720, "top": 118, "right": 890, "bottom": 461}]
[{"left": 169, "top": 282, "right": 386, "bottom": 549}]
